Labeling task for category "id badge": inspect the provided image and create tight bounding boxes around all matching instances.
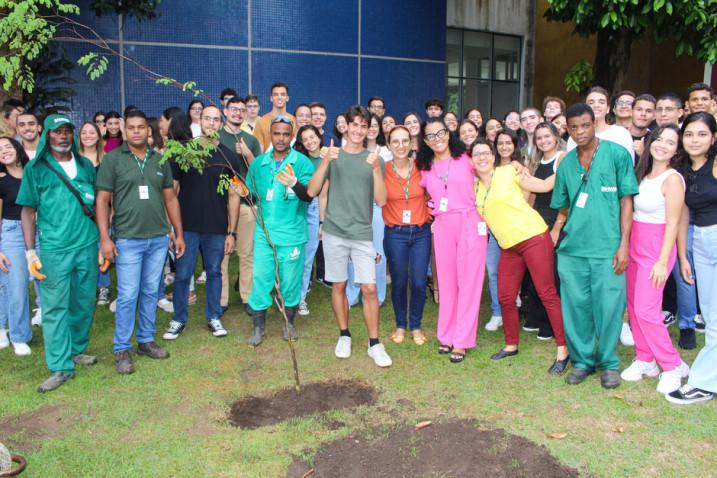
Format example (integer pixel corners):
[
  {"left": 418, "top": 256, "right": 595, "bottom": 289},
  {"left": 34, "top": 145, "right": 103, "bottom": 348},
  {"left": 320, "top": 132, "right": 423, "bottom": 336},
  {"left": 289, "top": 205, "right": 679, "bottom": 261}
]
[
  {"left": 138, "top": 185, "right": 149, "bottom": 200},
  {"left": 266, "top": 188, "right": 274, "bottom": 202},
  {"left": 477, "top": 221, "right": 487, "bottom": 236},
  {"left": 402, "top": 209, "right": 412, "bottom": 224},
  {"left": 576, "top": 192, "right": 588, "bottom": 208},
  {"left": 439, "top": 197, "right": 449, "bottom": 212}
]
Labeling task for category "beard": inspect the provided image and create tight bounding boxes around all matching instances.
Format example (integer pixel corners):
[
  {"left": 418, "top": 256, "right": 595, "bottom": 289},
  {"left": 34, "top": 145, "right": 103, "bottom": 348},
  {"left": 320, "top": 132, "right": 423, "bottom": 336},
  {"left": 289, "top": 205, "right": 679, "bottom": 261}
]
[{"left": 51, "top": 144, "right": 72, "bottom": 153}]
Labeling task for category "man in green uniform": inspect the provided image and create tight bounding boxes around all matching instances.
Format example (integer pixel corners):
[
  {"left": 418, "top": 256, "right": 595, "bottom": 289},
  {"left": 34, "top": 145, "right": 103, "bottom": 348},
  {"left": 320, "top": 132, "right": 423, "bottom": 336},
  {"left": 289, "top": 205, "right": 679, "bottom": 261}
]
[
  {"left": 17, "top": 114, "right": 100, "bottom": 393},
  {"left": 245, "top": 117, "right": 314, "bottom": 346},
  {"left": 551, "top": 103, "right": 638, "bottom": 389}
]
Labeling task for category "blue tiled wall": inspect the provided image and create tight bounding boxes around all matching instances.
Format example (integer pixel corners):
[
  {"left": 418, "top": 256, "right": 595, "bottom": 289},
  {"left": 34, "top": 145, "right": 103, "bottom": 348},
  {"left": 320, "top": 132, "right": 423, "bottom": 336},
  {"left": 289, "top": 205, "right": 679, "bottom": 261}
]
[{"left": 59, "top": 0, "right": 446, "bottom": 126}]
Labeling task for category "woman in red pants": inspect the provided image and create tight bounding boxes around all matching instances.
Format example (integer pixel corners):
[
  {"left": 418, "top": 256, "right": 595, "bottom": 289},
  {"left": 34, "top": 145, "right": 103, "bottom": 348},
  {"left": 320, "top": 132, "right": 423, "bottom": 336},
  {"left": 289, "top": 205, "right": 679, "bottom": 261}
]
[{"left": 471, "top": 139, "right": 570, "bottom": 374}]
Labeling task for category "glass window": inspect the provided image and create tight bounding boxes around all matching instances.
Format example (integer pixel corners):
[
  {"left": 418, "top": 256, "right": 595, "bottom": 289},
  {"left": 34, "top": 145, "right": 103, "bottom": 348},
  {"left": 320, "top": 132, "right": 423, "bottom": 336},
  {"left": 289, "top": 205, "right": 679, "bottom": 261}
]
[{"left": 446, "top": 28, "right": 522, "bottom": 118}]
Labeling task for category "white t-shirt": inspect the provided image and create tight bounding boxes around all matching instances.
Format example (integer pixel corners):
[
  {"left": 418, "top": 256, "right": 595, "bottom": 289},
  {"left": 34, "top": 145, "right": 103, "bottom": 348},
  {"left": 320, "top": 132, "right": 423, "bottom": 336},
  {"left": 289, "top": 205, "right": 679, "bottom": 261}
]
[
  {"left": 567, "top": 124, "right": 635, "bottom": 160},
  {"left": 57, "top": 155, "right": 78, "bottom": 179},
  {"left": 190, "top": 123, "right": 202, "bottom": 138},
  {"left": 633, "top": 169, "right": 684, "bottom": 224}
]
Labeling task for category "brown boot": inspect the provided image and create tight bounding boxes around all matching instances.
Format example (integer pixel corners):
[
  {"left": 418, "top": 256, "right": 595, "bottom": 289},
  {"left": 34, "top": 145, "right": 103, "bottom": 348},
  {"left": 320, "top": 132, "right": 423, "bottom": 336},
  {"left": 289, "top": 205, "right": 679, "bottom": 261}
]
[
  {"left": 115, "top": 350, "right": 135, "bottom": 374},
  {"left": 137, "top": 341, "right": 170, "bottom": 359}
]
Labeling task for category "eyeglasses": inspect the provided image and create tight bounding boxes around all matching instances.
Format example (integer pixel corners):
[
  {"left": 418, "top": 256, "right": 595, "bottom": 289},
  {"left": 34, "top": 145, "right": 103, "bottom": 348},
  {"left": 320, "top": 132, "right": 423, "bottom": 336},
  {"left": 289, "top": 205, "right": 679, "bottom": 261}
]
[
  {"left": 472, "top": 151, "right": 493, "bottom": 158},
  {"left": 271, "top": 116, "right": 292, "bottom": 125},
  {"left": 190, "top": 107, "right": 203, "bottom": 112},
  {"left": 201, "top": 116, "right": 222, "bottom": 123},
  {"left": 615, "top": 101, "right": 633, "bottom": 107},
  {"left": 424, "top": 128, "right": 448, "bottom": 142},
  {"left": 227, "top": 107, "right": 246, "bottom": 114}
]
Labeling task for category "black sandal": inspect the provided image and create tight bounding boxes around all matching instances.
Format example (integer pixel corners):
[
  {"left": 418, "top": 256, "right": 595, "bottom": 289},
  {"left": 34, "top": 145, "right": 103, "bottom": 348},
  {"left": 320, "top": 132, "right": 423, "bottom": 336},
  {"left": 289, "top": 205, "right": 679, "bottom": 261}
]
[
  {"left": 438, "top": 344, "right": 453, "bottom": 354},
  {"left": 449, "top": 351, "right": 466, "bottom": 363}
]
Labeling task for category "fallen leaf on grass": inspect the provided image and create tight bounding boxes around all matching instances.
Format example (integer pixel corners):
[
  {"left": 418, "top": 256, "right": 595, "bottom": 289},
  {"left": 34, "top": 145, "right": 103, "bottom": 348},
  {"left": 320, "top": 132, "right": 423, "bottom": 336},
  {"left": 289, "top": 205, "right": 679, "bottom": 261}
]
[
  {"left": 415, "top": 420, "right": 433, "bottom": 430},
  {"left": 613, "top": 426, "right": 625, "bottom": 433},
  {"left": 547, "top": 432, "right": 567, "bottom": 439},
  {"left": 301, "top": 469, "right": 315, "bottom": 478}
]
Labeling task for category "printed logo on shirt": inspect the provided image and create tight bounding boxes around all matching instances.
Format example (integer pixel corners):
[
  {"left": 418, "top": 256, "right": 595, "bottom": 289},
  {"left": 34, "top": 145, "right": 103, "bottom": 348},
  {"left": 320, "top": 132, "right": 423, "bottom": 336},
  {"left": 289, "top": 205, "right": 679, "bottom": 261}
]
[
  {"left": 601, "top": 186, "right": 617, "bottom": 192},
  {"left": 289, "top": 247, "right": 300, "bottom": 260},
  {"left": 156, "top": 171, "right": 164, "bottom": 176}
]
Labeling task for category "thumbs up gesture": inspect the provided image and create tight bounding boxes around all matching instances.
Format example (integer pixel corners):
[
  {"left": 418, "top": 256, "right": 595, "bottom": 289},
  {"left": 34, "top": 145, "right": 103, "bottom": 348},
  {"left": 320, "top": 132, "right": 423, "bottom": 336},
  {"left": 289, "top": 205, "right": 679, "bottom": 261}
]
[
  {"left": 366, "top": 146, "right": 381, "bottom": 171},
  {"left": 320, "top": 139, "right": 340, "bottom": 162},
  {"left": 236, "top": 137, "right": 251, "bottom": 157}
]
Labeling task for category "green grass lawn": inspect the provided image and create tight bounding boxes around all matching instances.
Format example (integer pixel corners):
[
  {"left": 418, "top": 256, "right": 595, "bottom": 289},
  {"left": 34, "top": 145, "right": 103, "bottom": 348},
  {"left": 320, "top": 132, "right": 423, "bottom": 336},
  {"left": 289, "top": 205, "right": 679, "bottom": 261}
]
[{"left": 1, "top": 271, "right": 715, "bottom": 477}]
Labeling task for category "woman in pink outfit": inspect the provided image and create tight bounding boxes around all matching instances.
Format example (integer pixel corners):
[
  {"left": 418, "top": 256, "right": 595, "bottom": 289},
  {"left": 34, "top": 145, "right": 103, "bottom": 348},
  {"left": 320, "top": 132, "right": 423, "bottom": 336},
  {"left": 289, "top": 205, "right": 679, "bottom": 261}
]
[
  {"left": 622, "top": 124, "right": 689, "bottom": 395},
  {"left": 417, "top": 117, "right": 487, "bottom": 363}
]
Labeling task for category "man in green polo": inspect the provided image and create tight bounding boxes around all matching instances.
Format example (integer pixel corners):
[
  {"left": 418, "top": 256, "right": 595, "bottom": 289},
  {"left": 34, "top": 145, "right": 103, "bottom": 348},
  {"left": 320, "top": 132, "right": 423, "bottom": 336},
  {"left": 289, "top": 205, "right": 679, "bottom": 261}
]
[
  {"left": 550, "top": 103, "right": 638, "bottom": 389},
  {"left": 244, "top": 117, "right": 314, "bottom": 346},
  {"left": 17, "top": 114, "right": 100, "bottom": 393}
]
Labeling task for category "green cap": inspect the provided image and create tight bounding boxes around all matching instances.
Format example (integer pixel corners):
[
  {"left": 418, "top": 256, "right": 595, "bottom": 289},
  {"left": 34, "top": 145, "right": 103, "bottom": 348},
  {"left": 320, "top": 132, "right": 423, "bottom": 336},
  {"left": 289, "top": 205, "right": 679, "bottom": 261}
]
[{"left": 43, "top": 114, "right": 74, "bottom": 131}]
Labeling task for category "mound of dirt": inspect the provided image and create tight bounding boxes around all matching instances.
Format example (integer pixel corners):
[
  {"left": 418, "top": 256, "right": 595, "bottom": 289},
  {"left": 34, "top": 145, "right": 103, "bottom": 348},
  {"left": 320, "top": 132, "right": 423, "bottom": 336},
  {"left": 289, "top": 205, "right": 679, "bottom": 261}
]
[
  {"left": 228, "top": 379, "right": 378, "bottom": 429},
  {"left": 288, "top": 419, "right": 580, "bottom": 478}
]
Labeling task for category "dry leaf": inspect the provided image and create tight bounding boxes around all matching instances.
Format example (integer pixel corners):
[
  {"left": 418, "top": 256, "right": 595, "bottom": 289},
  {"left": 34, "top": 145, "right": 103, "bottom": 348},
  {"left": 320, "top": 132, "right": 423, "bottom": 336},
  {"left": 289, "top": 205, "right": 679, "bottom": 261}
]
[
  {"left": 547, "top": 432, "right": 567, "bottom": 439},
  {"left": 301, "top": 469, "right": 315, "bottom": 478},
  {"left": 415, "top": 420, "right": 433, "bottom": 430},
  {"left": 613, "top": 426, "right": 625, "bottom": 433}
]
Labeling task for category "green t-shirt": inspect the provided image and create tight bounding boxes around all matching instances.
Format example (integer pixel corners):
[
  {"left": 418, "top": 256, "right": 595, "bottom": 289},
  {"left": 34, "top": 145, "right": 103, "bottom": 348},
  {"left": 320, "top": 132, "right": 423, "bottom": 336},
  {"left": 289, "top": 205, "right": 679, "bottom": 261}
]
[
  {"left": 16, "top": 152, "right": 99, "bottom": 253},
  {"left": 95, "top": 143, "right": 174, "bottom": 239},
  {"left": 551, "top": 139, "right": 638, "bottom": 259},
  {"left": 246, "top": 148, "right": 315, "bottom": 246},
  {"left": 323, "top": 149, "right": 385, "bottom": 241},
  {"left": 219, "top": 128, "right": 262, "bottom": 165}
]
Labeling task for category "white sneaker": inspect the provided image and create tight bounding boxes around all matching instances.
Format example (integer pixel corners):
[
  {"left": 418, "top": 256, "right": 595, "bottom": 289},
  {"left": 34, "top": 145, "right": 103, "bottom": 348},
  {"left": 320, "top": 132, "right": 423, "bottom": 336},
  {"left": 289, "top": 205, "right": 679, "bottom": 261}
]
[
  {"left": 334, "top": 336, "right": 352, "bottom": 358},
  {"left": 367, "top": 343, "right": 393, "bottom": 367},
  {"left": 196, "top": 270, "right": 207, "bottom": 284},
  {"left": 485, "top": 315, "right": 503, "bottom": 331},
  {"left": 515, "top": 295, "right": 522, "bottom": 308},
  {"left": 12, "top": 342, "right": 31, "bottom": 356},
  {"left": 109, "top": 299, "right": 117, "bottom": 313},
  {"left": 657, "top": 363, "right": 689, "bottom": 395},
  {"left": 298, "top": 301, "right": 310, "bottom": 316},
  {"left": 0, "top": 329, "right": 9, "bottom": 349},
  {"left": 31, "top": 308, "right": 42, "bottom": 327},
  {"left": 620, "top": 323, "right": 634, "bottom": 346},
  {"left": 157, "top": 298, "right": 174, "bottom": 313},
  {"left": 621, "top": 359, "right": 659, "bottom": 381}
]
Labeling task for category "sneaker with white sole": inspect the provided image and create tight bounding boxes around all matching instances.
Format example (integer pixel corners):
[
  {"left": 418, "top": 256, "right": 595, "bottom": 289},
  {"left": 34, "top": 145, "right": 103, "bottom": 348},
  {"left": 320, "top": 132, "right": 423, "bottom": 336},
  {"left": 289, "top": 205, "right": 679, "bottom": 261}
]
[
  {"left": 662, "top": 310, "right": 676, "bottom": 326},
  {"left": 31, "top": 308, "right": 42, "bottom": 327},
  {"left": 207, "top": 319, "right": 228, "bottom": 337},
  {"left": 0, "top": 329, "right": 10, "bottom": 349},
  {"left": 163, "top": 320, "right": 186, "bottom": 340},
  {"left": 666, "top": 385, "right": 714, "bottom": 405},
  {"left": 97, "top": 287, "right": 110, "bottom": 306},
  {"left": 367, "top": 343, "right": 392, "bottom": 367},
  {"left": 620, "top": 359, "right": 660, "bottom": 381},
  {"left": 12, "top": 342, "right": 31, "bottom": 356},
  {"left": 657, "top": 362, "right": 690, "bottom": 395},
  {"left": 335, "top": 336, "right": 352, "bottom": 358},
  {"left": 109, "top": 299, "right": 117, "bottom": 313},
  {"left": 620, "top": 322, "right": 634, "bottom": 346},
  {"left": 157, "top": 298, "right": 174, "bottom": 313},
  {"left": 298, "top": 301, "right": 310, "bottom": 316},
  {"left": 695, "top": 314, "right": 705, "bottom": 333},
  {"left": 196, "top": 271, "right": 207, "bottom": 284},
  {"left": 485, "top": 315, "right": 503, "bottom": 331}
]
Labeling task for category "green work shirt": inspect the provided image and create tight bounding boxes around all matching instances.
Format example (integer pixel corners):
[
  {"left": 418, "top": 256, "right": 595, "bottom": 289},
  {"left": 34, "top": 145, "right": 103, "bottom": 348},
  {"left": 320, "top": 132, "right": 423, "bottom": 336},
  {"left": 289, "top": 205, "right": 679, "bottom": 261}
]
[
  {"left": 219, "top": 128, "right": 262, "bottom": 164},
  {"left": 247, "top": 148, "right": 315, "bottom": 246},
  {"left": 323, "top": 149, "right": 385, "bottom": 241},
  {"left": 95, "top": 143, "right": 174, "bottom": 239},
  {"left": 551, "top": 139, "right": 638, "bottom": 259},
  {"left": 16, "top": 153, "right": 99, "bottom": 253}
]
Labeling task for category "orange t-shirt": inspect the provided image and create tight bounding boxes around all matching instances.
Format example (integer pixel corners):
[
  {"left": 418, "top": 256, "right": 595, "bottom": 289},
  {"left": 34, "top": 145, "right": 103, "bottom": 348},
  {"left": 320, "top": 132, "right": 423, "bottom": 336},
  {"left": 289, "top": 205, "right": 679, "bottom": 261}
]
[{"left": 383, "top": 161, "right": 431, "bottom": 227}]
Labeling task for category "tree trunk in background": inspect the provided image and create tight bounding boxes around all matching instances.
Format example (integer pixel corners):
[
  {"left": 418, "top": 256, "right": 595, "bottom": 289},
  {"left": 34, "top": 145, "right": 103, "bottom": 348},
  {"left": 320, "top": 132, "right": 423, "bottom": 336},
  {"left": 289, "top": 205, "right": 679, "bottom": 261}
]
[{"left": 593, "top": 28, "right": 633, "bottom": 93}]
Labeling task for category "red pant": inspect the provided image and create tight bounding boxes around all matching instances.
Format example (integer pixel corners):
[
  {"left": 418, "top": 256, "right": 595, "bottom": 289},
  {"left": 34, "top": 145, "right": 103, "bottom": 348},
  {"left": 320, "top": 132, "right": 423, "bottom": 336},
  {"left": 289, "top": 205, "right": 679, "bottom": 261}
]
[{"left": 498, "top": 232, "right": 566, "bottom": 347}]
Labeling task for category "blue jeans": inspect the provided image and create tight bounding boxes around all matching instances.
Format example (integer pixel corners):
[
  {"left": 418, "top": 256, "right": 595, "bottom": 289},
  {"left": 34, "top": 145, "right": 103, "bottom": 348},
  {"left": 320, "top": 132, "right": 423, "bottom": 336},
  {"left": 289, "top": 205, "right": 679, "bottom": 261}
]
[
  {"left": 672, "top": 224, "right": 698, "bottom": 330},
  {"left": 0, "top": 220, "right": 31, "bottom": 343},
  {"left": 688, "top": 225, "right": 717, "bottom": 392},
  {"left": 347, "top": 203, "right": 387, "bottom": 305},
  {"left": 300, "top": 198, "right": 320, "bottom": 301},
  {"left": 384, "top": 223, "right": 432, "bottom": 330},
  {"left": 486, "top": 232, "right": 502, "bottom": 317},
  {"left": 114, "top": 235, "right": 169, "bottom": 352},
  {"left": 97, "top": 239, "right": 111, "bottom": 289},
  {"left": 173, "top": 232, "right": 224, "bottom": 324}
]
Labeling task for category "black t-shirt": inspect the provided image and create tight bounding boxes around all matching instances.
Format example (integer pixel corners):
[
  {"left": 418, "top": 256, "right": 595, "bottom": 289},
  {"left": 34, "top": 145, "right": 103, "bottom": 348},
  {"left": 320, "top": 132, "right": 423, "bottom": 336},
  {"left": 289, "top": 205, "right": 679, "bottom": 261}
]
[
  {"left": 533, "top": 159, "right": 558, "bottom": 227},
  {"left": 631, "top": 129, "right": 650, "bottom": 166},
  {"left": 172, "top": 143, "right": 241, "bottom": 235},
  {"left": 685, "top": 158, "right": 717, "bottom": 227},
  {"left": 0, "top": 172, "right": 22, "bottom": 220}
]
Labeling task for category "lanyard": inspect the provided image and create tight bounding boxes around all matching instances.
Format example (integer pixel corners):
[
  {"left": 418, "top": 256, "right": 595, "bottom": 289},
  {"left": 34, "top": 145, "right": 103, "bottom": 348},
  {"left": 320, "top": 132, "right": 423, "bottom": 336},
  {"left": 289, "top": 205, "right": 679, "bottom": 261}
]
[
  {"left": 434, "top": 157, "right": 452, "bottom": 193},
  {"left": 474, "top": 172, "right": 493, "bottom": 217},
  {"left": 131, "top": 149, "right": 151, "bottom": 178},
  {"left": 391, "top": 159, "right": 412, "bottom": 203},
  {"left": 579, "top": 139, "right": 600, "bottom": 184}
]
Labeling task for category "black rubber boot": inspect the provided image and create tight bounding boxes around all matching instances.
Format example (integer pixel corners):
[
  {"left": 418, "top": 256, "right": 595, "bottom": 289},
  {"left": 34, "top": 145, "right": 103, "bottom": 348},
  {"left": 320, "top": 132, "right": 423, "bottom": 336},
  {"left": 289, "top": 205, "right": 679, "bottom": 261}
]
[
  {"left": 247, "top": 306, "right": 266, "bottom": 347},
  {"left": 283, "top": 306, "right": 299, "bottom": 341}
]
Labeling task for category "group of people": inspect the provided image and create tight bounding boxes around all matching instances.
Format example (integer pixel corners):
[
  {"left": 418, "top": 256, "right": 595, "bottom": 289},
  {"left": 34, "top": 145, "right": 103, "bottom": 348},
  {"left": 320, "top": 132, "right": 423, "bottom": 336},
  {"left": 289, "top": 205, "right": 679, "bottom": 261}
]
[{"left": 0, "top": 81, "right": 715, "bottom": 407}]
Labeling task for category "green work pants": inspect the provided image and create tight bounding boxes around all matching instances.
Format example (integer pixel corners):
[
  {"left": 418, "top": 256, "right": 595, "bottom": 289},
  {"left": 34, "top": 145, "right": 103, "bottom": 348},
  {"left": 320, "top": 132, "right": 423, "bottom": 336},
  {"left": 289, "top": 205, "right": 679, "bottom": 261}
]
[
  {"left": 39, "top": 244, "right": 98, "bottom": 373},
  {"left": 248, "top": 235, "right": 305, "bottom": 311},
  {"left": 557, "top": 254, "right": 625, "bottom": 371}
]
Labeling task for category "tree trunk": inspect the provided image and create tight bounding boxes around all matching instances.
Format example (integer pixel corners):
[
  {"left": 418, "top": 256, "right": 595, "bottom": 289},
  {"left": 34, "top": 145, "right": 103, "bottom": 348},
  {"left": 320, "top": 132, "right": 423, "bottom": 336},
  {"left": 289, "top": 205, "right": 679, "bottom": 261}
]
[{"left": 593, "top": 28, "right": 633, "bottom": 94}]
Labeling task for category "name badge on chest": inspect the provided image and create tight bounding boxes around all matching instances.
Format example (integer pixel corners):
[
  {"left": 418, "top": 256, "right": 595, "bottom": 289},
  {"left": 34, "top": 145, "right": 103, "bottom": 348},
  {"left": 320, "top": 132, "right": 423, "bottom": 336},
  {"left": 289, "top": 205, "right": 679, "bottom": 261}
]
[
  {"left": 266, "top": 188, "right": 274, "bottom": 202},
  {"left": 439, "top": 197, "right": 448, "bottom": 212},
  {"left": 576, "top": 192, "right": 588, "bottom": 208},
  {"left": 138, "top": 185, "right": 149, "bottom": 200},
  {"left": 402, "top": 209, "right": 412, "bottom": 224},
  {"left": 477, "top": 221, "right": 487, "bottom": 236}
]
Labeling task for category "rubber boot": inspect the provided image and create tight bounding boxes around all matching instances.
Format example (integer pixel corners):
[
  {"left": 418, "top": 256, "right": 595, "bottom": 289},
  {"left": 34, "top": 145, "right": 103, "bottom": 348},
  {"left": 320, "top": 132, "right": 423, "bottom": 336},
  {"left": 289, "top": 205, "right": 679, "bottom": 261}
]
[
  {"left": 283, "top": 306, "right": 299, "bottom": 341},
  {"left": 247, "top": 306, "right": 266, "bottom": 347}
]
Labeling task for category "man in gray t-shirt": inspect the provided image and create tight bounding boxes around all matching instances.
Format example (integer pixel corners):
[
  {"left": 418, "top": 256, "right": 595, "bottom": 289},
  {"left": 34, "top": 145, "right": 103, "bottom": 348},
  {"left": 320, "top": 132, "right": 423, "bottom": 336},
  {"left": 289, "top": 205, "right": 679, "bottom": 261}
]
[{"left": 307, "top": 105, "right": 392, "bottom": 367}]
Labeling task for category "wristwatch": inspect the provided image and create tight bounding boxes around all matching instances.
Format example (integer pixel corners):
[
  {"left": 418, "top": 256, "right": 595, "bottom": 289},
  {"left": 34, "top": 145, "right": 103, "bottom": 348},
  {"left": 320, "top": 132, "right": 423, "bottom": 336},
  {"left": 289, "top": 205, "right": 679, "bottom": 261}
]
[{"left": 227, "top": 231, "right": 237, "bottom": 238}]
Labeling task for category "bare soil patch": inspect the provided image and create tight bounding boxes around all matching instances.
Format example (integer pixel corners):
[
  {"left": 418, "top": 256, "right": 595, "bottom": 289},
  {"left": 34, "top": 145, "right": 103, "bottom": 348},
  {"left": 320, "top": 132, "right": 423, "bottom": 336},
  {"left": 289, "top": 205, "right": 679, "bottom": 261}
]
[
  {"left": 288, "top": 419, "right": 580, "bottom": 478},
  {"left": 228, "top": 379, "right": 378, "bottom": 429},
  {"left": 0, "top": 405, "right": 91, "bottom": 453}
]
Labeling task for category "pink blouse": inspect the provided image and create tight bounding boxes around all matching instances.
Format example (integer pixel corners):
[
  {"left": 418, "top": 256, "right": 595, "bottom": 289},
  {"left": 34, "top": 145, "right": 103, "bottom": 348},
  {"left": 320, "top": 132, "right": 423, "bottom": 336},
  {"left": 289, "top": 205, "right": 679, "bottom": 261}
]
[{"left": 419, "top": 153, "right": 477, "bottom": 215}]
